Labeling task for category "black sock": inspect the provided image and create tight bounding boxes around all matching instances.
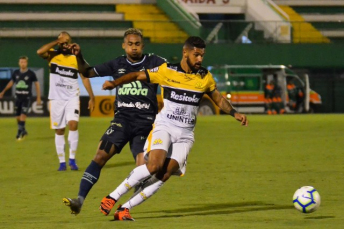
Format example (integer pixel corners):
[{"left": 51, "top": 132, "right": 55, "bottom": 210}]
[
  {"left": 18, "top": 121, "right": 25, "bottom": 131},
  {"left": 78, "top": 160, "right": 102, "bottom": 201}
]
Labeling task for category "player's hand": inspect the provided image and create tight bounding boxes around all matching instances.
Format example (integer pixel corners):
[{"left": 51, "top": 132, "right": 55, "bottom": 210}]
[
  {"left": 68, "top": 43, "right": 81, "bottom": 55},
  {"left": 88, "top": 97, "right": 95, "bottom": 112},
  {"left": 234, "top": 113, "right": 248, "bottom": 126},
  {"left": 0, "top": 92, "right": 4, "bottom": 99},
  {"left": 36, "top": 97, "right": 42, "bottom": 105},
  {"left": 102, "top": 80, "right": 116, "bottom": 90}
]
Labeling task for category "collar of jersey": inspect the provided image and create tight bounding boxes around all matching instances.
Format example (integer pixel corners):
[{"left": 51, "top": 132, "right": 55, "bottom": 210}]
[
  {"left": 174, "top": 63, "right": 200, "bottom": 74},
  {"left": 126, "top": 55, "right": 146, "bottom": 65}
]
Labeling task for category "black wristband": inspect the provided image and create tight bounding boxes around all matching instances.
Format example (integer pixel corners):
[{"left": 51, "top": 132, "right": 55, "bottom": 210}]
[{"left": 229, "top": 109, "right": 237, "bottom": 117}]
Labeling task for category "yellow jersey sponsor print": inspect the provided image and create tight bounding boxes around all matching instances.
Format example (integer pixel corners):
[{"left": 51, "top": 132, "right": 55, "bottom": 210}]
[
  {"left": 48, "top": 51, "right": 80, "bottom": 100},
  {"left": 146, "top": 63, "right": 216, "bottom": 129}
]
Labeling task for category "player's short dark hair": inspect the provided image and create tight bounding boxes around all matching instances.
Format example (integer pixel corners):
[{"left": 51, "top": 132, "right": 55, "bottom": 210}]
[
  {"left": 59, "top": 31, "right": 72, "bottom": 42},
  {"left": 124, "top": 28, "right": 143, "bottom": 40},
  {"left": 184, "top": 36, "right": 206, "bottom": 49},
  {"left": 19, "top": 56, "right": 28, "bottom": 61}
]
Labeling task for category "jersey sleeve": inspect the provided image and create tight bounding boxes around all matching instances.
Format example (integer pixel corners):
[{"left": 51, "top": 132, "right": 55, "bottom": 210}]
[
  {"left": 145, "top": 62, "right": 167, "bottom": 84},
  {"left": 11, "top": 71, "right": 16, "bottom": 81},
  {"left": 206, "top": 72, "right": 217, "bottom": 93},
  {"left": 31, "top": 70, "right": 38, "bottom": 82},
  {"left": 93, "top": 59, "right": 118, "bottom": 77}
]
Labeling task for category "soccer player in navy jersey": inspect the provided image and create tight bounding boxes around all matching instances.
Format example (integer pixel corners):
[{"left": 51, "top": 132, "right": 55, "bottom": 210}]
[
  {"left": 0, "top": 56, "right": 41, "bottom": 140},
  {"left": 63, "top": 28, "right": 166, "bottom": 215}
]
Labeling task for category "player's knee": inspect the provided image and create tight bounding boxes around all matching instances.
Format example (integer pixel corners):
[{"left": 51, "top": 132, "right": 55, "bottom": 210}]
[
  {"left": 146, "top": 163, "right": 163, "bottom": 174},
  {"left": 68, "top": 121, "right": 78, "bottom": 131},
  {"left": 93, "top": 157, "right": 106, "bottom": 167},
  {"left": 93, "top": 150, "right": 110, "bottom": 166},
  {"left": 55, "top": 129, "right": 65, "bottom": 135}
]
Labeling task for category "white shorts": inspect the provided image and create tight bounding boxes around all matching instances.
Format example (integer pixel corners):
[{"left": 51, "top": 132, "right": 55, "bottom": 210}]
[
  {"left": 143, "top": 122, "right": 194, "bottom": 176},
  {"left": 49, "top": 97, "right": 80, "bottom": 129}
]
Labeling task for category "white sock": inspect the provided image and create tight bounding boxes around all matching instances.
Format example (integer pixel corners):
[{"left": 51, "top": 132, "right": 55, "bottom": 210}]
[
  {"left": 55, "top": 134, "right": 65, "bottom": 163},
  {"left": 68, "top": 130, "right": 79, "bottom": 159},
  {"left": 123, "top": 176, "right": 164, "bottom": 209},
  {"left": 109, "top": 165, "right": 151, "bottom": 201}
]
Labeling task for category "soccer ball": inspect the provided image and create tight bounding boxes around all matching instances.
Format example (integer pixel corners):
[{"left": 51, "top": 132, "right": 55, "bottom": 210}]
[{"left": 293, "top": 186, "right": 321, "bottom": 213}]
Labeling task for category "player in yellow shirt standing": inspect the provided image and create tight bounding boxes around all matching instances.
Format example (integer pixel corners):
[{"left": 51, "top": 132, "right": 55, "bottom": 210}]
[
  {"left": 37, "top": 32, "right": 95, "bottom": 171},
  {"left": 99, "top": 36, "right": 248, "bottom": 220}
]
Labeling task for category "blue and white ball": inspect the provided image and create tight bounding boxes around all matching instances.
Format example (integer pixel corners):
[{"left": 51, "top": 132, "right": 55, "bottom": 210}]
[{"left": 293, "top": 186, "right": 321, "bottom": 213}]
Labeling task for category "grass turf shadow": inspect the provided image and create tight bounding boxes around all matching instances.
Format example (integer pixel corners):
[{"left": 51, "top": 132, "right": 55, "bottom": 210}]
[{"left": 134, "top": 202, "right": 293, "bottom": 219}]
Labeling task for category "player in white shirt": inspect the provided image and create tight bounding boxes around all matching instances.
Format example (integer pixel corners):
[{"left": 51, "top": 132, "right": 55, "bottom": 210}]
[
  {"left": 37, "top": 32, "right": 95, "bottom": 171},
  {"left": 99, "top": 36, "right": 248, "bottom": 221}
]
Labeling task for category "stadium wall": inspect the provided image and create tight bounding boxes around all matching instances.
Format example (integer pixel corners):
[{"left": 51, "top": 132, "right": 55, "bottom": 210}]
[{"left": 1, "top": 38, "right": 343, "bottom": 112}]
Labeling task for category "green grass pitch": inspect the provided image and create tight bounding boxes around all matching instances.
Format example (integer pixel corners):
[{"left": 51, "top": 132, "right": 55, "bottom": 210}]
[{"left": 0, "top": 115, "right": 343, "bottom": 229}]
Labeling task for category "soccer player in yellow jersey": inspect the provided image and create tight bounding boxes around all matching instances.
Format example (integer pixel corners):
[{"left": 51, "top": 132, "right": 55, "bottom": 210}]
[
  {"left": 99, "top": 36, "right": 248, "bottom": 221},
  {"left": 37, "top": 32, "right": 95, "bottom": 171}
]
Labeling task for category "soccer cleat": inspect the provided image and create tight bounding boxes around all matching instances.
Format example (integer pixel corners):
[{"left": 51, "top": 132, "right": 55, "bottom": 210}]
[
  {"left": 114, "top": 205, "right": 135, "bottom": 221},
  {"left": 16, "top": 130, "right": 27, "bottom": 141},
  {"left": 69, "top": 159, "right": 79, "bottom": 171},
  {"left": 16, "top": 130, "right": 21, "bottom": 140},
  {"left": 20, "top": 130, "right": 28, "bottom": 139},
  {"left": 63, "top": 197, "right": 82, "bottom": 215},
  {"left": 58, "top": 162, "right": 67, "bottom": 171},
  {"left": 100, "top": 195, "right": 116, "bottom": 216}
]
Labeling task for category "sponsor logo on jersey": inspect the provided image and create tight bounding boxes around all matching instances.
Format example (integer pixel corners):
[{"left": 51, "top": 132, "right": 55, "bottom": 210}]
[
  {"left": 118, "top": 101, "right": 150, "bottom": 109},
  {"left": 164, "top": 87, "right": 203, "bottom": 106},
  {"left": 55, "top": 78, "right": 73, "bottom": 89},
  {"left": 170, "top": 91, "right": 200, "bottom": 103},
  {"left": 55, "top": 67, "right": 75, "bottom": 77},
  {"left": 16, "top": 80, "right": 29, "bottom": 89},
  {"left": 118, "top": 81, "right": 148, "bottom": 96},
  {"left": 51, "top": 63, "right": 78, "bottom": 79},
  {"left": 153, "top": 138, "right": 163, "bottom": 145},
  {"left": 166, "top": 113, "right": 195, "bottom": 124}
]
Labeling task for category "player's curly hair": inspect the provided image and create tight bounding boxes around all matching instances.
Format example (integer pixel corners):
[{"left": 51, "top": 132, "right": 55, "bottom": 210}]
[
  {"left": 184, "top": 36, "right": 206, "bottom": 49},
  {"left": 124, "top": 28, "right": 143, "bottom": 40}
]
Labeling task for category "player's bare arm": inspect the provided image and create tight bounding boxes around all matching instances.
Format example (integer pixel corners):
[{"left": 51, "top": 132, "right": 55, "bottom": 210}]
[
  {"left": 68, "top": 43, "right": 97, "bottom": 78},
  {"left": 102, "top": 71, "right": 147, "bottom": 90},
  {"left": 80, "top": 73, "right": 95, "bottom": 112},
  {"left": 34, "top": 81, "right": 42, "bottom": 105},
  {"left": 208, "top": 89, "right": 248, "bottom": 126},
  {"left": 36, "top": 35, "right": 68, "bottom": 60},
  {"left": 0, "top": 80, "right": 14, "bottom": 98}
]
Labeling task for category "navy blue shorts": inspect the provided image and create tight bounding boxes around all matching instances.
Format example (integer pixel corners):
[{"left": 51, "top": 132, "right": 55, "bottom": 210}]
[
  {"left": 15, "top": 97, "right": 31, "bottom": 116},
  {"left": 100, "top": 118, "right": 153, "bottom": 160}
]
